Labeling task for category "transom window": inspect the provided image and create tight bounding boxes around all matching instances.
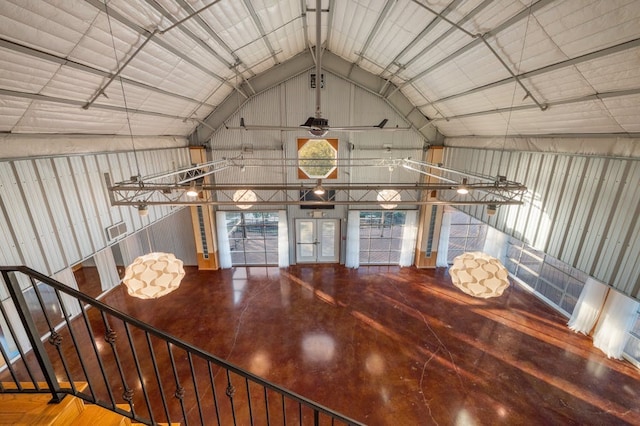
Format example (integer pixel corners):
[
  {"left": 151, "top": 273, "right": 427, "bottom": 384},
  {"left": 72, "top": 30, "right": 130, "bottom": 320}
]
[{"left": 297, "top": 138, "right": 338, "bottom": 179}]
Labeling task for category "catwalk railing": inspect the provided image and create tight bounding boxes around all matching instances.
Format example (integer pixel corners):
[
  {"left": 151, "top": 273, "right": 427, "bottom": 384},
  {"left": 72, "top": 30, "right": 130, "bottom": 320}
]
[{"left": 0, "top": 266, "right": 364, "bottom": 426}]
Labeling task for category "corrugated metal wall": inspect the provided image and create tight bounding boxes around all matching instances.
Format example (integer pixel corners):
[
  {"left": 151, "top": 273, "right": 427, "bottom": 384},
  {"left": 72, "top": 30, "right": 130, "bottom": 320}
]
[
  {"left": 0, "top": 147, "right": 192, "bottom": 276},
  {"left": 209, "top": 71, "right": 426, "bottom": 263},
  {"left": 444, "top": 146, "right": 640, "bottom": 299},
  {"left": 209, "top": 71, "right": 426, "bottom": 212}
]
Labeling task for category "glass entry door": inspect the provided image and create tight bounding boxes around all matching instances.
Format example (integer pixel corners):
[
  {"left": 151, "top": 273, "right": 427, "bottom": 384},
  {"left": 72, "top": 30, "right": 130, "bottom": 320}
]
[{"left": 295, "top": 219, "right": 340, "bottom": 263}]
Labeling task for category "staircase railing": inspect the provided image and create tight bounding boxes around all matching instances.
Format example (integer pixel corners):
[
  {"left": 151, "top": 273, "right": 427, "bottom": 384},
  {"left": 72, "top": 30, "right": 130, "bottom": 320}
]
[{"left": 0, "top": 266, "right": 365, "bottom": 426}]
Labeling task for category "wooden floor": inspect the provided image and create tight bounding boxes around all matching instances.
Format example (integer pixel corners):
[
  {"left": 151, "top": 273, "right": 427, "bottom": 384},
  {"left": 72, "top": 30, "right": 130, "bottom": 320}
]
[{"left": 5, "top": 265, "right": 640, "bottom": 425}]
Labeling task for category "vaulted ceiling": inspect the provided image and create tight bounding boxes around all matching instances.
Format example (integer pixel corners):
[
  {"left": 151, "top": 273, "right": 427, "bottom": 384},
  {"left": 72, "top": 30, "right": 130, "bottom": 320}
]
[{"left": 1, "top": 0, "right": 639, "bottom": 144}]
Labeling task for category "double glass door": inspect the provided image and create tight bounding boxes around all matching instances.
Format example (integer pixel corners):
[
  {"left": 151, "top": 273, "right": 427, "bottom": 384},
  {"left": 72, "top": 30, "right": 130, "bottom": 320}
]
[{"left": 295, "top": 219, "right": 340, "bottom": 263}]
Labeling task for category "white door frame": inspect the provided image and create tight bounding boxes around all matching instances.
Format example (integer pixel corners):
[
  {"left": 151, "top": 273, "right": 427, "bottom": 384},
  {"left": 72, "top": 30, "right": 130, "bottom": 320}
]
[{"left": 295, "top": 219, "right": 340, "bottom": 263}]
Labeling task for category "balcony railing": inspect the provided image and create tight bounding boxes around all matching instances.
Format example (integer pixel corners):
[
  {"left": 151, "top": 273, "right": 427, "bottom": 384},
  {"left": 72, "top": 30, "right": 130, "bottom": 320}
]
[{"left": 0, "top": 266, "right": 364, "bottom": 425}]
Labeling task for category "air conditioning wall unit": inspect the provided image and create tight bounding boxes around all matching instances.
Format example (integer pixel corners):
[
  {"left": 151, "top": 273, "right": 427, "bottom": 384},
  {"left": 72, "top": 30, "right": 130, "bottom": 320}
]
[{"left": 106, "top": 222, "right": 127, "bottom": 241}]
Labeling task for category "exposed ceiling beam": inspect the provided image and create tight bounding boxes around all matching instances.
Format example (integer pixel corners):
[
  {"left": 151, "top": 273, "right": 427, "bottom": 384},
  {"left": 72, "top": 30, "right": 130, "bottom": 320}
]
[
  {"left": 192, "top": 50, "right": 436, "bottom": 144},
  {"left": 300, "top": 0, "right": 310, "bottom": 48},
  {"left": 391, "top": 0, "right": 554, "bottom": 95},
  {"left": 377, "top": 0, "right": 467, "bottom": 94},
  {"left": 430, "top": 87, "right": 640, "bottom": 122},
  {"left": 447, "top": 132, "right": 640, "bottom": 139},
  {"left": 383, "top": 0, "right": 493, "bottom": 90},
  {"left": 0, "top": 37, "right": 216, "bottom": 110},
  {"left": 1, "top": 88, "right": 193, "bottom": 122},
  {"left": 84, "top": 0, "right": 231, "bottom": 88},
  {"left": 427, "top": 37, "right": 640, "bottom": 107},
  {"left": 141, "top": 0, "right": 234, "bottom": 70},
  {"left": 352, "top": 0, "right": 396, "bottom": 69},
  {"left": 242, "top": 0, "right": 280, "bottom": 65},
  {"left": 325, "top": 0, "right": 336, "bottom": 47},
  {"left": 194, "top": 51, "right": 315, "bottom": 142}
]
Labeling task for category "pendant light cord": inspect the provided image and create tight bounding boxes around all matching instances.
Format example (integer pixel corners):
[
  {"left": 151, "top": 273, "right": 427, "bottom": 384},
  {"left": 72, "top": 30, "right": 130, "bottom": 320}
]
[
  {"left": 104, "top": 0, "right": 142, "bottom": 179},
  {"left": 499, "top": 1, "right": 534, "bottom": 176}
]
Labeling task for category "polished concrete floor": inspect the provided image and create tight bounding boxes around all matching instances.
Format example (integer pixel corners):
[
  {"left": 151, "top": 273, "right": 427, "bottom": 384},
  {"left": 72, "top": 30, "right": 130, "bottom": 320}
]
[
  {"left": 92, "top": 265, "right": 639, "bottom": 425},
  {"left": 4, "top": 264, "right": 640, "bottom": 425}
]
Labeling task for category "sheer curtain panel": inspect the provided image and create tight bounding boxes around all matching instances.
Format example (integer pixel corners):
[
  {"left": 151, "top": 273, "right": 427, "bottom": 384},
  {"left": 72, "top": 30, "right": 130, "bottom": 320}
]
[
  {"left": 278, "top": 210, "right": 290, "bottom": 267},
  {"left": 568, "top": 277, "right": 609, "bottom": 334},
  {"left": 592, "top": 291, "right": 640, "bottom": 359},
  {"left": 345, "top": 211, "right": 360, "bottom": 268},
  {"left": 94, "top": 248, "right": 121, "bottom": 292},
  {"left": 399, "top": 211, "right": 418, "bottom": 267},
  {"left": 436, "top": 208, "right": 451, "bottom": 267},
  {"left": 216, "top": 211, "right": 232, "bottom": 268}
]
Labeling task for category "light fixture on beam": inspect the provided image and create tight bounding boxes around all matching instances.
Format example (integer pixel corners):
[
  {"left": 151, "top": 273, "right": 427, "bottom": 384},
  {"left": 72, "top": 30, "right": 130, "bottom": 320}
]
[
  {"left": 313, "top": 179, "right": 325, "bottom": 195},
  {"left": 138, "top": 205, "right": 148, "bottom": 216},
  {"left": 457, "top": 178, "right": 469, "bottom": 195},
  {"left": 186, "top": 181, "right": 199, "bottom": 197},
  {"left": 487, "top": 204, "right": 497, "bottom": 216}
]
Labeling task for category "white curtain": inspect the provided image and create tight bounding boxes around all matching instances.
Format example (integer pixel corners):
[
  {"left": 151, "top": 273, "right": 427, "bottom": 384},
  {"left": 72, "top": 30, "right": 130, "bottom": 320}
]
[
  {"left": 345, "top": 210, "right": 360, "bottom": 268},
  {"left": 216, "top": 211, "right": 232, "bottom": 268},
  {"left": 52, "top": 268, "right": 82, "bottom": 318},
  {"left": 568, "top": 277, "right": 609, "bottom": 334},
  {"left": 483, "top": 226, "right": 508, "bottom": 264},
  {"left": 94, "top": 248, "right": 121, "bottom": 292},
  {"left": 277, "top": 210, "right": 290, "bottom": 268},
  {"left": 119, "top": 233, "right": 145, "bottom": 266},
  {"left": 399, "top": 211, "right": 418, "bottom": 267},
  {"left": 592, "top": 291, "right": 639, "bottom": 359},
  {"left": 436, "top": 208, "right": 451, "bottom": 267}
]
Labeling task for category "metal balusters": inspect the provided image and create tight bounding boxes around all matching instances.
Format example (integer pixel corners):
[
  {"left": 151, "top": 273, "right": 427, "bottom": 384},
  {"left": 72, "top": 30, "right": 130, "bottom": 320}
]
[
  {"left": 226, "top": 370, "right": 238, "bottom": 425},
  {"left": 1, "top": 270, "right": 62, "bottom": 401},
  {"left": 145, "top": 332, "right": 172, "bottom": 424},
  {"left": 0, "top": 296, "right": 24, "bottom": 389},
  {"left": 207, "top": 361, "right": 222, "bottom": 426},
  {"left": 167, "top": 342, "right": 189, "bottom": 425},
  {"left": 282, "top": 394, "right": 287, "bottom": 425},
  {"left": 100, "top": 313, "right": 134, "bottom": 412},
  {"left": 0, "top": 266, "right": 366, "bottom": 426},
  {"left": 54, "top": 288, "right": 97, "bottom": 400},
  {"left": 263, "top": 387, "right": 270, "bottom": 425},
  {"left": 314, "top": 409, "right": 319, "bottom": 426},
  {"left": 123, "top": 322, "right": 152, "bottom": 422},
  {"left": 187, "top": 352, "right": 206, "bottom": 425},
  {"left": 246, "top": 377, "right": 254, "bottom": 426},
  {"left": 30, "top": 278, "right": 74, "bottom": 390},
  {"left": 79, "top": 306, "right": 116, "bottom": 407}
]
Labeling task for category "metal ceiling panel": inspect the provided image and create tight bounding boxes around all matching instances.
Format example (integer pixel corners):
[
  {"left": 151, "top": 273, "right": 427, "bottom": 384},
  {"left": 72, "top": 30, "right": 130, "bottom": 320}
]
[
  {"left": 0, "top": 0, "right": 97, "bottom": 56},
  {"left": 0, "top": 47, "right": 61, "bottom": 93},
  {"left": 534, "top": 0, "right": 640, "bottom": 57},
  {"left": 0, "top": 97, "right": 30, "bottom": 132},
  {"left": 576, "top": 46, "right": 640, "bottom": 92},
  {"left": 1, "top": 0, "right": 639, "bottom": 140},
  {"left": 601, "top": 94, "right": 640, "bottom": 133}
]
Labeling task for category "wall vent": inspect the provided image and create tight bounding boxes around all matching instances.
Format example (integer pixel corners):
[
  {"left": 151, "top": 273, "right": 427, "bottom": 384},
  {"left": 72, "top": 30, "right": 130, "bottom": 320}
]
[{"left": 106, "top": 222, "right": 127, "bottom": 241}]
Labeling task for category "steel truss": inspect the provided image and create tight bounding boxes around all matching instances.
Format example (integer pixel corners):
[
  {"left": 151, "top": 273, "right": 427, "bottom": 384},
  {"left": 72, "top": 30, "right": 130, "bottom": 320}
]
[{"left": 106, "top": 157, "right": 527, "bottom": 208}]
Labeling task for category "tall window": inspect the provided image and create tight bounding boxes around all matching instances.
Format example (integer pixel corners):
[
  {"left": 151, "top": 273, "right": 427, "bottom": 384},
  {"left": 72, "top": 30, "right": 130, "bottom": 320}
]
[
  {"left": 359, "top": 211, "right": 406, "bottom": 265},
  {"left": 505, "top": 238, "right": 587, "bottom": 316},
  {"left": 226, "top": 212, "right": 279, "bottom": 265},
  {"left": 624, "top": 311, "right": 640, "bottom": 368},
  {"left": 446, "top": 207, "right": 487, "bottom": 263}
]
